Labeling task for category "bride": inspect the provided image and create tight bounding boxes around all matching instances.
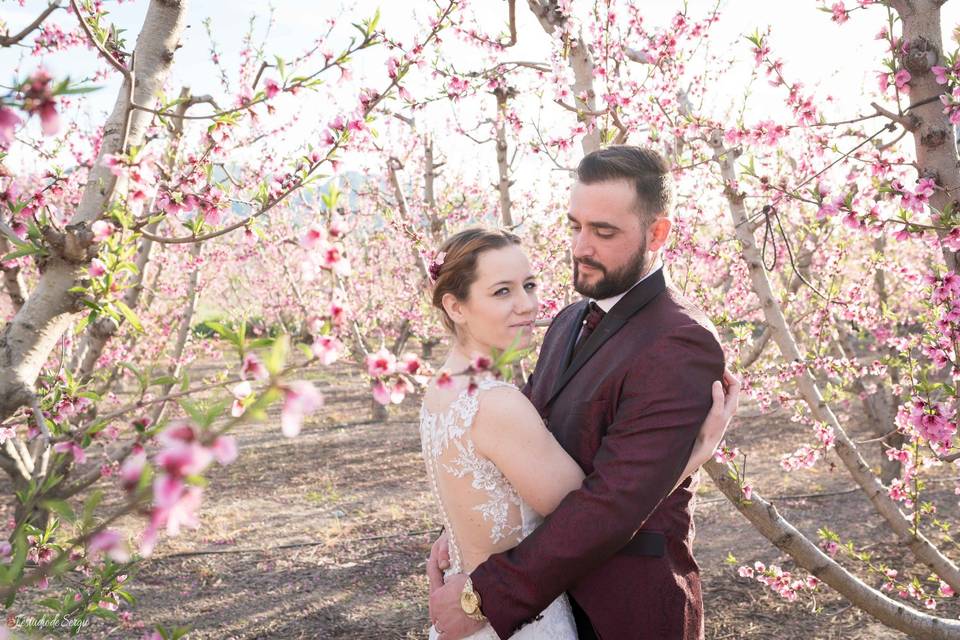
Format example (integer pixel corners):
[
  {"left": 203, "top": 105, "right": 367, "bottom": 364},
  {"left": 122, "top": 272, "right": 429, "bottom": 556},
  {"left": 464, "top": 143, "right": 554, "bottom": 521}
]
[{"left": 419, "top": 228, "right": 738, "bottom": 639}]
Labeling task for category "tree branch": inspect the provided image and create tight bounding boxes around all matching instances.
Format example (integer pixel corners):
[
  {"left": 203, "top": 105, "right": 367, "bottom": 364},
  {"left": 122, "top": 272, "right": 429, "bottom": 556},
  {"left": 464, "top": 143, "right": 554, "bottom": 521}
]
[{"left": 0, "top": 2, "right": 62, "bottom": 48}]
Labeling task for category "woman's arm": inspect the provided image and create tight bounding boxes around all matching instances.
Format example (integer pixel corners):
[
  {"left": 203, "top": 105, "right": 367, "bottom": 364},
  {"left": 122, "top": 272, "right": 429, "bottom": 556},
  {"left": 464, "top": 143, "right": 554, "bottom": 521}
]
[
  {"left": 670, "top": 368, "right": 740, "bottom": 493},
  {"left": 472, "top": 369, "right": 740, "bottom": 517},
  {"left": 471, "top": 387, "right": 585, "bottom": 517}
]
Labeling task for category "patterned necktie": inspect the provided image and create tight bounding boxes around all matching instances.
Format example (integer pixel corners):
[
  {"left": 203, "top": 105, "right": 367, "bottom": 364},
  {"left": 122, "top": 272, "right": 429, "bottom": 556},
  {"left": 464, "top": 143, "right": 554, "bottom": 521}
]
[{"left": 573, "top": 301, "right": 606, "bottom": 358}]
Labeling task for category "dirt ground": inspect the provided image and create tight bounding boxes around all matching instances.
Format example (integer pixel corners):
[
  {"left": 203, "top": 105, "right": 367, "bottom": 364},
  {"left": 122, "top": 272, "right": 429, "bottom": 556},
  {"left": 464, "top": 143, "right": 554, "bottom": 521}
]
[{"left": 5, "top": 354, "right": 960, "bottom": 639}]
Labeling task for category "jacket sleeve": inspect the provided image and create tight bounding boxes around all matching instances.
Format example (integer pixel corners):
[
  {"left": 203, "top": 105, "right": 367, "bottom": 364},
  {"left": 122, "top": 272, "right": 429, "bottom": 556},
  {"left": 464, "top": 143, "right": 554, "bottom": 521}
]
[{"left": 470, "top": 323, "right": 724, "bottom": 639}]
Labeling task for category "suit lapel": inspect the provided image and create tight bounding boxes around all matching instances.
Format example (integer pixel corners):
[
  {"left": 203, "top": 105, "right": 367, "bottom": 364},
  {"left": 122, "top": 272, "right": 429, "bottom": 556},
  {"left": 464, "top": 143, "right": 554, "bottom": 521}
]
[{"left": 548, "top": 269, "right": 667, "bottom": 405}]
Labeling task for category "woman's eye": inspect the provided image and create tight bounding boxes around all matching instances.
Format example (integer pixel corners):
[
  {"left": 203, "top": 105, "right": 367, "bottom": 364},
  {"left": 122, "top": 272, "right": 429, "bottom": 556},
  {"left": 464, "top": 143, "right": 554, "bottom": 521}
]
[
  {"left": 524, "top": 282, "right": 537, "bottom": 291},
  {"left": 494, "top": 287, "right": 509, "bottom": 296}
]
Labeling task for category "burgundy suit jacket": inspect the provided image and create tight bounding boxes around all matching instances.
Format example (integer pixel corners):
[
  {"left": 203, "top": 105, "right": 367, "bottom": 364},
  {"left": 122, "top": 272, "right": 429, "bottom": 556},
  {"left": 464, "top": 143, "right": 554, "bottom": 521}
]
[{"left": 470, "top": 269, "right": 724, "bottom": 640}]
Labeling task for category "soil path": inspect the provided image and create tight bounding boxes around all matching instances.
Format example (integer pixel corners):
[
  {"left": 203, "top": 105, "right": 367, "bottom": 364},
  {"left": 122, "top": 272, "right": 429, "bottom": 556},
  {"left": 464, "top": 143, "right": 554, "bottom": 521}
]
[{"left": 7, "top": 358, "right": 959, "bottom": 639}]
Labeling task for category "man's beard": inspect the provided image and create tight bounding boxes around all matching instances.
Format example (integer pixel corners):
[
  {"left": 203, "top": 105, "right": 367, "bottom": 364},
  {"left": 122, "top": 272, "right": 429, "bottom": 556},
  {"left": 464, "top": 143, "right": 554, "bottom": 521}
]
[{"left": 573, "top": 240, "right": 648, "bottom": 300}]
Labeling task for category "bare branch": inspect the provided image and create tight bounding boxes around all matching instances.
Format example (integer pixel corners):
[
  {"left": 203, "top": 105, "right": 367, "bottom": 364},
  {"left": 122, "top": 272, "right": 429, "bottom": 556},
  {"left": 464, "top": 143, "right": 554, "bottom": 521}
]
[
  {"left": 0, "top": 2, "right": 62, "bottom": 48},
  {"left": 870, "top": 101, "right": 919, "bottom": 131}
]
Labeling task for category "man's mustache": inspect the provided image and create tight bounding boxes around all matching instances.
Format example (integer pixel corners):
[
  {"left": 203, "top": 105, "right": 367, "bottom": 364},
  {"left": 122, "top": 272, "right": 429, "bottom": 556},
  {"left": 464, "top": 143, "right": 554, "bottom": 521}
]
[{"left": 575, "top": 259, "right": 605, "bottom": 272}]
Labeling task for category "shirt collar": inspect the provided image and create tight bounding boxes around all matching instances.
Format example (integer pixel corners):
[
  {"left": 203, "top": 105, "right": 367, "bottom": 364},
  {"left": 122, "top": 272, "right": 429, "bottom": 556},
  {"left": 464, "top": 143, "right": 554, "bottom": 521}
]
[{"left": 591, "top": 259, "right": 664, "bottom": 314}]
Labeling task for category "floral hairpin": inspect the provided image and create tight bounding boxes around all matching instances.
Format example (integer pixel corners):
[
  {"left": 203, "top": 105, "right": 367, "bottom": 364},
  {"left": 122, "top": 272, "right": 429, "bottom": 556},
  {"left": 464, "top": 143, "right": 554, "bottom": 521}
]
[{"left": 428, "top": 251, "right": 446, "bottom": 282}]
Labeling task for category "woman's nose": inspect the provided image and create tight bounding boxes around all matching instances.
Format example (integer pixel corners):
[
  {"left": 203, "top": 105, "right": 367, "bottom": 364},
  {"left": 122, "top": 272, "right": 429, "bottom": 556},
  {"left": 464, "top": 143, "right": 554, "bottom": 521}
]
[{"left": 515, "top": 292, "right": 536, "bottom": 314}]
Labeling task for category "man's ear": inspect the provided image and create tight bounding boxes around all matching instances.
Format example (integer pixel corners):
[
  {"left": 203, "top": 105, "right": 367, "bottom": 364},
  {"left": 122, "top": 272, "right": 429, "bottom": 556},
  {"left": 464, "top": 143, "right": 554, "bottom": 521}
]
[
  {"left": 646, "top": 217, "right": 672, "bottom": 252},
  {"left": 441, "top": 292, "right": 465, "bottom": 326}
]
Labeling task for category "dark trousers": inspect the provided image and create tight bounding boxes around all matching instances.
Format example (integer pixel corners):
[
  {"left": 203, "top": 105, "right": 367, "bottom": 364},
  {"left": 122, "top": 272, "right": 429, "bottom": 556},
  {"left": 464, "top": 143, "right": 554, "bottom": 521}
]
[{"left": 570, "top": 594, "right": 599, "bottom": 640}]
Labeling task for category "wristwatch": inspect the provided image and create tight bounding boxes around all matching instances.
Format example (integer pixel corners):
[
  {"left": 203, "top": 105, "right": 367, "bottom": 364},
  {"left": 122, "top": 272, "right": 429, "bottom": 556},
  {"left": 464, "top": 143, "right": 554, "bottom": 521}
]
[{"left": 460, "top": 576, "right": 487, "bottom": 622}]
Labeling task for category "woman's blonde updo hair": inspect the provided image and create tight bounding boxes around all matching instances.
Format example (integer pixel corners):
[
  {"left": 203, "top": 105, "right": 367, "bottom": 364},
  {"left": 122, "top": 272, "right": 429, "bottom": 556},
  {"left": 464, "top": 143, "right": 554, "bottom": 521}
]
[{"left": 430, "top": 227, "right": 522, "bottom": 333}]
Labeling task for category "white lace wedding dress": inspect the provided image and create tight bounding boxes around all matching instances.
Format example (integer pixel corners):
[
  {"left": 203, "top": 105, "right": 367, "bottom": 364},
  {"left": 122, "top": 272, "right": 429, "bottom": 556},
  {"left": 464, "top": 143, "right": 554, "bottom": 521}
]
[{"left": 419, "top": 378, "right": 577, "bottom": 639}]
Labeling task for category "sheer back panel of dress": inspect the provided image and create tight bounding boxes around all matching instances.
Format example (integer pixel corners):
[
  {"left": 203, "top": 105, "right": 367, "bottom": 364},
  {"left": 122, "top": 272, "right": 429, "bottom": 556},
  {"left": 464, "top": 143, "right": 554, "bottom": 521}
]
[{"left": 419, "top": 378, "right": 532, "bottom": 575}]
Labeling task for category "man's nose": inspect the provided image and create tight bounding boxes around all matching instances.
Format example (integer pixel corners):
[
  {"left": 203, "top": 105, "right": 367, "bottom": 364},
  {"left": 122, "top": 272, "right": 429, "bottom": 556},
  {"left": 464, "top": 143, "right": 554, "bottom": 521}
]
[{"left": 572, "top": 231, "right": 592, "bottom": 258}]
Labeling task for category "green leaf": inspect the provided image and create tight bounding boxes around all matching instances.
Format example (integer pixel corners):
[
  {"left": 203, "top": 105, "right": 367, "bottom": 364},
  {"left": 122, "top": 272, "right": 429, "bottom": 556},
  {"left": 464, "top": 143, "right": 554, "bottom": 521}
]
[
  {"left": 265, "top": 334, "right": 290, "bottom": 376},
  {"left": 113, "top": 299, "right": 143, "bottom": 332},
  {"left": 82, "top": 490, "right": 103, "bottom": 527},
  {"left": 41, "top": 499, "right": 76, "bottom": 523},
  {"left": 59, "top": 84, "right": 101, "bottom": 95},
  {"left": 178, "top": 399, "right": 205, "bottom": 424},
  {"left": 36, "top": 596, "right": 63, "bottom": 611}
]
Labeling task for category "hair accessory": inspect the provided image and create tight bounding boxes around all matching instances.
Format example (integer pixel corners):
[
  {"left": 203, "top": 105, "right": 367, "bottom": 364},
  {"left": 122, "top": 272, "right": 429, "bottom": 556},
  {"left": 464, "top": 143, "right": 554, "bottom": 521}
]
[{"left": 428, "top": 251, "right": 446, "bottom": 282}]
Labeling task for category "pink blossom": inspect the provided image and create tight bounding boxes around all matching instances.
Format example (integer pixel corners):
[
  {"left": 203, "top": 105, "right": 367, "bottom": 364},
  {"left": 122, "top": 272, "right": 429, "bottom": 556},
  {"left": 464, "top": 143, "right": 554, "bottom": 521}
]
[
  {"left": 0, "top": 107, "right": 21, "bottom": 147},
  {"left": 436, "top": 371, "right": 454, "bottom": 390},
  {"left": 932, "top": 65, "right": 950, "bottom": 85},
  {"left": 120, "top": 450, "right": 146, "bottom": 492},
  {"left": 894, "top": 68, "right": 912, "bottom": 91},
  {"left": 89, "top": 258, "right": 107, "bottom": 277},
  {"left": 908, "top": 399, "right": 956, "bottom": 447},
  {"left": 53, "top": 441, "right": 86, "bottom": 464},
  {"left": 311, "top": 336, "right": 342, "bottom": 365},
  {"left": 264, "top": 78, "right": 281, "bottom": 99},
  {"left": 241, "top": 353, "right": 269, "bottom": 381},
  {"left": 400, "top": 353, "right": 421, "bottom": 375},
  {"left": 830, "top": 3, "right": 849, "bottom": 24},
  {"left": 158, "top": 484, "right": 203, "bottom": 536},
  {"left": 91, "top": 220, "right": 115, "bottom": 242},
  {"left": 37, "top": 100, "right": 59, "bottom": 136},
  {"left": 390, "top": 378, "right": 413, "bottom": 404},
  {"left": 280, "top": 380, "right": 323, "bottom": 437},
  {"left": 741, "top": 484, "right": 753, "bottom": 500},
  {"left": 211, "top": 436, "right": 238, "bottom": 465},
  {"left": 155, "top": 441, "right": 213, "bottom": 477},
  {"left": 152, "top": 474, "right": 185, "bottom": 510},
  {"left": 471, "top": 355, "right": 492, "bottom": 372},
  {"left": 231, "top": 380, "right": 252, "bottom": 417},
  {"left": 372, "top": 379, "right": 391, "bottom": 405},
  {"left": 386, "top": 56, "right": 400, "bottom": 79},
  {"left": 366, "top": 348, "right": 397, "bottom": 377},
  {"left": 329, "top": 301, "right": 346, "bottom": 325},
  {"left": 88, "top": 529, "right": 130, "bottom": 563},
  {"left": 300, "top": 225, "right": 325, "bottom": 249}
]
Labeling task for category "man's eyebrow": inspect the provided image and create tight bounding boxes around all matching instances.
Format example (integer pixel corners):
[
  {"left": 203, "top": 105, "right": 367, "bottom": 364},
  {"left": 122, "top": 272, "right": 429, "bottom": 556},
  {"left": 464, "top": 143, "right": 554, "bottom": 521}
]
[{"left": 566, "top": 214, "right": 621, "bottom": 231}]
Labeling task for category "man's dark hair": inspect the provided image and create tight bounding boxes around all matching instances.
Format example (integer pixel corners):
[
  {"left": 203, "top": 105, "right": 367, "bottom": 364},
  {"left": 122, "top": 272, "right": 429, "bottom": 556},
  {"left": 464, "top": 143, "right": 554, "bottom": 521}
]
[{"left": 576, "top": 145, "right": 673, "bottom": 221}]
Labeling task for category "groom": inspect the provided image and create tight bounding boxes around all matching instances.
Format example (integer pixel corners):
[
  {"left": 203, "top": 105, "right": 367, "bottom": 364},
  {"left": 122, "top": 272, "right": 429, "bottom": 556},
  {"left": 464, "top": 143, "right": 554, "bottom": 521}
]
[{"left": 428, "top": 145, "right": 725, "bottom": 639}]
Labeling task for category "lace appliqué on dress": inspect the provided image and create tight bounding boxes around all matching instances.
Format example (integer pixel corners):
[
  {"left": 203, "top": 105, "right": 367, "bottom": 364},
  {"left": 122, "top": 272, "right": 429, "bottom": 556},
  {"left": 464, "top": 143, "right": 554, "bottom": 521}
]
[
  {"left": 420, "top": 377, "right": 577, "bottom": 640},
  {"left": 420, "top": 378, "right": 522, "bottom": 558}
]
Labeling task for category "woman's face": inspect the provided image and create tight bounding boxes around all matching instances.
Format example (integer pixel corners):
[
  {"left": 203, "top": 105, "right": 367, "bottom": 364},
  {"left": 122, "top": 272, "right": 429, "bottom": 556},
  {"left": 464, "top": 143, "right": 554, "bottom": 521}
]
[{"left": 446, "top": 245, "right": 538, "bottom": 354}]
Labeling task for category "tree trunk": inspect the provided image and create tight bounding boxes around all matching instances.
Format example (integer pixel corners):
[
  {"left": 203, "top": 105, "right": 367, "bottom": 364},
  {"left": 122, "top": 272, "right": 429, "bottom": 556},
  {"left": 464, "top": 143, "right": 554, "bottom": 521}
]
[
  {"left": 494, "top": 86, "right": 515, "bottom": 226},
  {"left": 708, "top": 132, "right": 960, "bottom": 592},
  {"left": 71, "top": 88, "right": 195, "bottom": 382},
  {"left": 526, "top": 0, "right": 601, "bottom": 155},
  {"left": 0, "top": 236, "right": 26, "bottom": 310},
  {"left": 889, "top": 0, "right": 960, "bottom": 272},
  {"left": 0, "top": 0, "right": 190, "bottom": 421},
  {"left": 704, "top": 460, "right": 960, "bottom": 640},
  {"left": 150, "top": 241, "right": 203, "bottom": 426}
]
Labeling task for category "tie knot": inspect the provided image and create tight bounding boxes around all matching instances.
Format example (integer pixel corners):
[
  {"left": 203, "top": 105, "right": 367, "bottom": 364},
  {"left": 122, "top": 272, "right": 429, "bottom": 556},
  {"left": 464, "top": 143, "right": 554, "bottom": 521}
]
[{"left": 584, "top": 301, "right": 605, "bottom": 331}]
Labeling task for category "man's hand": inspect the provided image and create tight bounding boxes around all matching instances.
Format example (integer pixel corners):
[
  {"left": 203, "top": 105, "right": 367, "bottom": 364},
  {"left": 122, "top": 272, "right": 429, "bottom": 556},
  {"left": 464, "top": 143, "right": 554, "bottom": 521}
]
[
  {"left": 427, "top": 530, "right": 451, "bottom": 595},
  {"left": 428, "top": 573, "right": 487, "bottom": 639}
]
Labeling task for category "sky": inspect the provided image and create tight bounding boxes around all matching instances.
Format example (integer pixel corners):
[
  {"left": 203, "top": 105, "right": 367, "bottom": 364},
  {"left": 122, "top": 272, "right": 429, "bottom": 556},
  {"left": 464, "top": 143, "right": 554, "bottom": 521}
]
[{"left": 3, "top": 0, "right": 960, "bottom": 190}]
